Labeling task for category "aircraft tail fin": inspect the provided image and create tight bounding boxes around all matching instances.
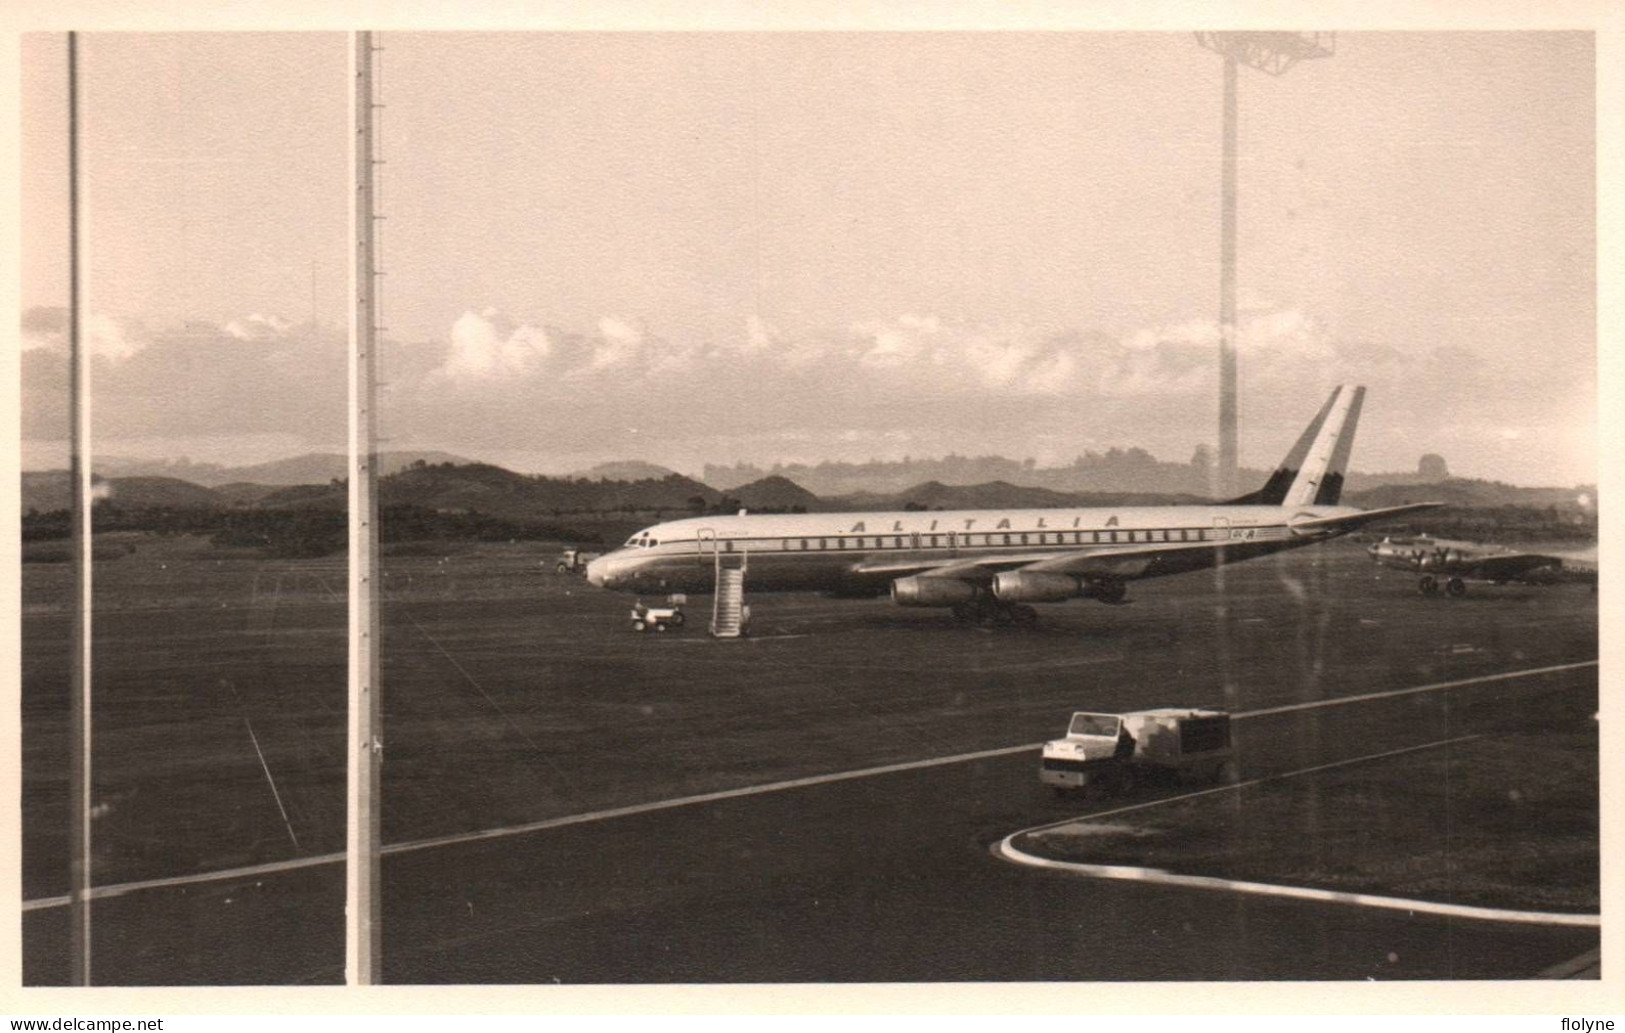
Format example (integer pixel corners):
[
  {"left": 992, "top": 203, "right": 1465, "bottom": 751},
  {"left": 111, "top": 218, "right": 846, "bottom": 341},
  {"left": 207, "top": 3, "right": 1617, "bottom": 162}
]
[{"left": 1225, "top": 385, "right": 1365, "bottom": 506}]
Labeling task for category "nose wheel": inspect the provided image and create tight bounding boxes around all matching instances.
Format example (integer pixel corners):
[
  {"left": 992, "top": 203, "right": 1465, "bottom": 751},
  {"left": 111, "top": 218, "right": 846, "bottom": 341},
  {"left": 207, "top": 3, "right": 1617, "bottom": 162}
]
[{"left": 1418, "top": 574, "right": 1438, "bottom": 596}]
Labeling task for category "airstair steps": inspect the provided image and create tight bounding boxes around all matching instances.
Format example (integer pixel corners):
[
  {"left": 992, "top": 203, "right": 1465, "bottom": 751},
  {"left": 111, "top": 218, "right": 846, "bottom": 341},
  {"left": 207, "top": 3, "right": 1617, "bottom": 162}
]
[{"left": 711, "top": 560, "right": 747, "bottom": 638}]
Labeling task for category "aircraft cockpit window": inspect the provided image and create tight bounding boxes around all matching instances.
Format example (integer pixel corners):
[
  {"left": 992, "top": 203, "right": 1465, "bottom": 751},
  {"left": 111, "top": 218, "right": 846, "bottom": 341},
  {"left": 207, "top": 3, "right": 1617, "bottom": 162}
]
[{"left": 647, "top": 539, "right": 658, "bottom": 547}]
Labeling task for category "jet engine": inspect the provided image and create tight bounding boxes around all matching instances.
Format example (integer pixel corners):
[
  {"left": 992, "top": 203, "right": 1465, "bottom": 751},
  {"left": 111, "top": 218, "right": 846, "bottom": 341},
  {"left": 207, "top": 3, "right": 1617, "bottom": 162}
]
[
  {"left": 890, "top": 576, "right": 980, "bottom": 607},
  {"left": 992, "top": 570, "right": 1080, "bottom": 603},
  {"left": 992, "top": 570, "right": 1129, "bottom": 605}
]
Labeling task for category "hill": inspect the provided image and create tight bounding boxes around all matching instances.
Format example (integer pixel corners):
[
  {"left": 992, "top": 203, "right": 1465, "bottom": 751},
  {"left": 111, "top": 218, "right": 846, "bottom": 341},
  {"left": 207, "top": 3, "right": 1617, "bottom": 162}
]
[
  {"left": 1347, "top": 478, "right": 1593, "bottom": 512},
  {"left": 86, "top": 450, "right": 477, "bottom": 487},
  {"left": 22, "top": 472, "right": 226, "bottom": 514},
  {"left": 211, "top": 482, "right": 288, "bottom": 505},
  {"left": 705, "top": 451, "right": 1463, "bottom": 498},
  {"left": 732, "top": 475, "right": 821, "bottom": 512},
  {"left": 256, "top": 483, "right": 347, "bottom": 510},
  {"left": 573, "top": 460, "right": 679, "bottom": 482},
  {"left": 228, "top": 451, "right": 479, "bottom": 486},
  {"left": 828, "top": 480, "right": 1207, "bottom": 512},
  {"left": 274, "top": 463, "right": 726, "bottom": 520}
]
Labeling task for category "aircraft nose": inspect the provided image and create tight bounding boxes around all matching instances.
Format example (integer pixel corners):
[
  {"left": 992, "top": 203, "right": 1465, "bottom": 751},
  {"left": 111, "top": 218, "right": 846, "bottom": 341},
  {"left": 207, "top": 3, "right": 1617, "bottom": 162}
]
[{"left": 585, "top": 556, "right": 610, "bottom": 588}]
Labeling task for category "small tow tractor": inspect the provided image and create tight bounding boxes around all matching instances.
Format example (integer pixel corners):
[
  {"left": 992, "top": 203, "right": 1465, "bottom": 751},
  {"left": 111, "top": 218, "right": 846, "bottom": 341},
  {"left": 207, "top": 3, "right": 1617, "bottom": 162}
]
[
  {"left": 556, "top": 548, "right": 601, "bottom": 574},
  {"left": 1039, "top": 708, "right": 1234, "bottom": 796},
  {"left": 630, "top": 598, "right": 686, "bottom": 633}
]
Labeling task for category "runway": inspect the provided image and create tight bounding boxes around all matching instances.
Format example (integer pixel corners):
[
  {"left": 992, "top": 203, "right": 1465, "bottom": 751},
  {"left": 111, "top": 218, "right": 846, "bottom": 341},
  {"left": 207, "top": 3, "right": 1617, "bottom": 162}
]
[{"left": 19, "top": 537, "right": 1600, "bottom": 983}]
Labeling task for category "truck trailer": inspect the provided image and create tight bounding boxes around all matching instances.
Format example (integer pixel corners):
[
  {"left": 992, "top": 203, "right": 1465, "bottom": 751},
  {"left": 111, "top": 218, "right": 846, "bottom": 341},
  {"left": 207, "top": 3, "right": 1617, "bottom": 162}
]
[{"left": 1039, "top": 708, "right": 1234, "bottom": 795}]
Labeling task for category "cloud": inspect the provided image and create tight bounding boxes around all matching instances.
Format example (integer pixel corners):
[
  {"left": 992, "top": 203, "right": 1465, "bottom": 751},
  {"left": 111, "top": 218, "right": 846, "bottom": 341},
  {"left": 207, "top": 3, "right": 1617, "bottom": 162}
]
[
  {"left": 438, "top": 310, "right": 554, "bottom": 380},
  {"left": 1124, "top": 308, "right": 1331, "bottom": 361},
  {"left": 428, "top": 310, "right": 714, "bottom": 386},
  {"left": 591, "top": 315, "right": 644, "bottom": 369},
  {"left": 20, "top": 302, "right": 1587, "bottom": 486},
  {"left": 22, "top": 314, "right": 345, "bottom": 448},
  {"left": 846, "top": 316, "right": 1116, "bottom": 397},
  {"left": 741, "top": 314, "right": 778, "bottom": 356},
  {"left": 224, "top": 313, "right": 294, "bottom": 340},
  {"left": 20, "top": 306, "right": 146, "bottom": 362},
  {"left": 851, "top": 314, "right": 938, "bottom": 369}
]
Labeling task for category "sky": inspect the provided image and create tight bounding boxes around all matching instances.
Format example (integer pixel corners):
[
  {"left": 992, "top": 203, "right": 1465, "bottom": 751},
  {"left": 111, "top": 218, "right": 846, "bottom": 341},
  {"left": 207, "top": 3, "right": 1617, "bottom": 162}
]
[{"left": 19, "top": 30, "right": 1598, "bottom": 485}]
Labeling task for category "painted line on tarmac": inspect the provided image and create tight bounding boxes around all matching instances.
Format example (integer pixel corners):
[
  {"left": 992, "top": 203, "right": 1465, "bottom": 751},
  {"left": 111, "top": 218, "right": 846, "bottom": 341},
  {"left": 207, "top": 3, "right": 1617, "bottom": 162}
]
[
  {"left": 1537, "top": 947, "right": 1601, "bottom": 978},
  {"left": 997, "top": 735, "right": 1600, "bottom": 929},
  {"left": 665, "top": 634, "right": 811, "bottom": 643},
  {"left": 20, "top": 659, "right": 1597, "bottom": 913},
  {"left": 22, "top": 853, "right": 346, "bottom": 912},
  {"left": 21, "top": 742, "right": 1036, "bottom": 913},
  {"left": 242, "top": 716, "right": 301, "bottom": 851},
  {"left": 1242, "top": 659, "right": 1596, "bottom": 719},
  {"left": 380, "top": 741, "right": 1036, "bottom": 855}
]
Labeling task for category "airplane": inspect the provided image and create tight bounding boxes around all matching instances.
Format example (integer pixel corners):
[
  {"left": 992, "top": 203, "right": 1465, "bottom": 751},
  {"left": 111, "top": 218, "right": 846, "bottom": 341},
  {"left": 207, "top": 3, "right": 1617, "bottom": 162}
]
[
  {"left": 585, "top": 384, "right": 1441, "bottom": 626},
  {"left": 1368, "top": 534, "right": 1598, "bottom": 597}
]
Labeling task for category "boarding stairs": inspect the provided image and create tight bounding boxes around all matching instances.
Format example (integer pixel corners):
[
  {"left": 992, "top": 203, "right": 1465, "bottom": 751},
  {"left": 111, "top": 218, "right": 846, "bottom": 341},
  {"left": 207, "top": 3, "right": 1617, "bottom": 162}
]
[{"left": 711, "top": 550, "right": 749, "bottom": 638}]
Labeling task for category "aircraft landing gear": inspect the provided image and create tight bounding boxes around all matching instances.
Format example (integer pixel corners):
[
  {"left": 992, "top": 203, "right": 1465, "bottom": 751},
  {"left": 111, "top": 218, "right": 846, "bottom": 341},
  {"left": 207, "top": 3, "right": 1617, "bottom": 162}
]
[
  {"left": 1445, "top": 577, "right": 1467, "bottom": 598},
  {"left": 1418, "top": 574, "right": 1439, "bottom": 596},
  {"left": 1091, "top": 579, "right": 1129, "bottom": 605},
  {"left": 953, "top": 598, "right": 1038, "bottom": 627}
]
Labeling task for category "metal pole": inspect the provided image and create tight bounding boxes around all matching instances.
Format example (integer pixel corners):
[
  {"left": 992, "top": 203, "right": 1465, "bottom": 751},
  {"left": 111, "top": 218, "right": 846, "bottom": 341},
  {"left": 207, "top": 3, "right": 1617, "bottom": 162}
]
[
  {"left": 67, "top": 29, "right": 95, "bottom": 988},
  {"left": 1218, "top": 54, "right": 1238, "bottom": 501},
  {"left": 346, "top": 29, "right": 382, "bottom": 986}
]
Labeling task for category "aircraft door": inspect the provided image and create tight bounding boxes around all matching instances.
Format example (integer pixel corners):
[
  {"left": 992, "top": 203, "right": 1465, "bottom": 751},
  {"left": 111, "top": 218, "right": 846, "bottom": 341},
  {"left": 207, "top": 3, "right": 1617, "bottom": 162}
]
[{"left": 697, "top": 527, "right": 717, "bottom": 563}]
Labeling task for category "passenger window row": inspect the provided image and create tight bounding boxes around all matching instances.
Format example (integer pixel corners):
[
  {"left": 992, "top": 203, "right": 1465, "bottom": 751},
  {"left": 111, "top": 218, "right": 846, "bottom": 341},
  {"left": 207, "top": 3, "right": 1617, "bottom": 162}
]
[{"left": 717, "top": 527, "right": 1223, "bottom": 552}]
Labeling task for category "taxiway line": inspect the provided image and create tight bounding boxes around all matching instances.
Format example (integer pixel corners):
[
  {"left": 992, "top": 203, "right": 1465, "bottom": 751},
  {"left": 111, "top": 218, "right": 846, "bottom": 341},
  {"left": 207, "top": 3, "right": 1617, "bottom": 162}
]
[
  {"left": 997, "top": 734, "right": 1599, "bottom": 927},
  {"left": 1240, "top": 659, "right": 1598, "bottom": 719},
  {"left": 403, "top": 610, "right": 580, "bottom": 793},
  {"left": 243, "top": 716, "right": 300, "bottom": 851},
  {"left": 21, "top": 658, "right": 1597, "bottom": 912}
]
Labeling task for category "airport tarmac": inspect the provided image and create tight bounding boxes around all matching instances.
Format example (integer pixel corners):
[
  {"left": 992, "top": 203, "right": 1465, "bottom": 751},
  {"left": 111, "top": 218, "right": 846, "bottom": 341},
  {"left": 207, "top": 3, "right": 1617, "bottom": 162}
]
[{"left": 20, "top": 536, "right": 1599, "bottom": 983}]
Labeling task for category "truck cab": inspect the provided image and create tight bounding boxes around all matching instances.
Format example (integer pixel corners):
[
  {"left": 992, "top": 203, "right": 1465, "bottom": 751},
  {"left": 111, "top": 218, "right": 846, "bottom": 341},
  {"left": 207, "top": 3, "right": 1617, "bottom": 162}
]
[
  {"left": 556, "top": 548, "right": 601, "bottom": 574},
  {"left": 1040, "top": 708, "right": 1233, "bottom": 795}
]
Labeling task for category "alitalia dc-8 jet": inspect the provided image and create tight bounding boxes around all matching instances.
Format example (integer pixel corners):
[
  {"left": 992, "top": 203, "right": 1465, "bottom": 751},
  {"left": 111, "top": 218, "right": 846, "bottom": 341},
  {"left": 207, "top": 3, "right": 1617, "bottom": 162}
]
[{"left": 586, "top": 386, "right": 1440, "bottom": 625}]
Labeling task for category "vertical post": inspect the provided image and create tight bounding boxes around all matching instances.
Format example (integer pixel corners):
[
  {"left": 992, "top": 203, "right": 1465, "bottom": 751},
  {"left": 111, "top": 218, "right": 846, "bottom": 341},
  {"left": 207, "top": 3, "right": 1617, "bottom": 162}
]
[
  {"left": 346, "top": 29, "right": 382, "bottom": 987},
  {"left": 1217, "top": 54, "right": 1238, "bottom": 501},
  {"left": 67, "top": 29, "right": 94, "bottom": 988},
  {"left": 1213, "top": 57, "right": 1239, "bottom": 719}
]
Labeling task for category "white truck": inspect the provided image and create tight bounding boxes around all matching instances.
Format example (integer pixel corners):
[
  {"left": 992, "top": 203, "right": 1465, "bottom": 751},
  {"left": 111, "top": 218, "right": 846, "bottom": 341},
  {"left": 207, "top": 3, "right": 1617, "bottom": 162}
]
[{"left": 1039, "top": 708, "right": 1234, "bottom": 795}]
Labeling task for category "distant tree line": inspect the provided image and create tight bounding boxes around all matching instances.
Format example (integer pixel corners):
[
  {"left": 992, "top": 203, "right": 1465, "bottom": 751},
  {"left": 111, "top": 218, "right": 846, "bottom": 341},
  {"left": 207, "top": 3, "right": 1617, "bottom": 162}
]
[
  {"left": 23, "top": 503, "right": 603, "bottom": 558},
  {"left": 1375, "top": 505, "right": 1597, "bottom": 545}
]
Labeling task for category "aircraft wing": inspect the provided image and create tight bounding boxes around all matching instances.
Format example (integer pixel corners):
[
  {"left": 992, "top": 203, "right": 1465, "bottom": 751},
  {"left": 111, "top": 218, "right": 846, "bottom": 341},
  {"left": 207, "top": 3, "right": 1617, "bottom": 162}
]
[
  {"left": 1459, "top": 552, "right": 1565, "bottom": 580},
  {"left": 1019, "top": 538, "right": 1251, "bottom": 578},
  {"left": 1286, "top": 502, "right": 1443, "bottom": 536},
  {"left": 860, "top": 541, "right": 1241, "bottom": 581},
  {"left": 851, "top": 553, "right": 1045, "bottom": 582},
  {"left": 853, "top": 502, "right": 1443, "bottom": 584}
]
